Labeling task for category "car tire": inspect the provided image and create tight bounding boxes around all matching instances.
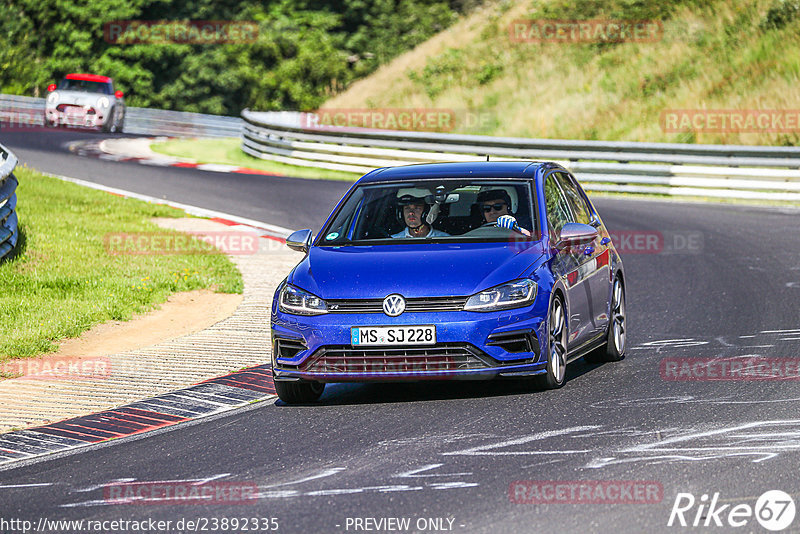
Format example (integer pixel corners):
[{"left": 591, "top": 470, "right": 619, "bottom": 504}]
[
  {"left": 585, "top": 276, "right": 626, "bottom": 363},
  {"left": 275, "top": 380, "right": 325, "bottom": 404},
  {"left": 103, "top": 108, "right": 117, "bottom": 133},
  {"left": 537, "top": 294, "right": 567, "bottom": 389}
]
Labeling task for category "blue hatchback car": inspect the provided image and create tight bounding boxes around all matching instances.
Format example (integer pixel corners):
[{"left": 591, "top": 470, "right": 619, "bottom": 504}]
[{"left": 271, "top": 162, "right": 626, "bottom": 403}]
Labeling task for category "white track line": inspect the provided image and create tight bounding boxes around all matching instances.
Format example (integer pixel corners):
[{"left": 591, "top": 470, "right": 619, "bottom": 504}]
[{"left": 43, "top": 172, "right": 293, "bottom": 238}]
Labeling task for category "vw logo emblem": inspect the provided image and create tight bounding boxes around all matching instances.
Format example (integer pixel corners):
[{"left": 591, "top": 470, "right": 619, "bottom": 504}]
[{"left": 383, "top": 294, "right": 406, "bottom": 317}]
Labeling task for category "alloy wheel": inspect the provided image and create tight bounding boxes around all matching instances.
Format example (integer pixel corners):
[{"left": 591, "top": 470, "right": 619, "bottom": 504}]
[
  {"left": 611, "top": 278, "right": 626, "bottom": 354},
  {"left": 549, "top": 297, "right": 567, "bottom": 384}
]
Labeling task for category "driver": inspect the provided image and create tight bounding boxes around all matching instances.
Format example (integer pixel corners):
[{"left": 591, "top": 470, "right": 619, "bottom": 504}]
[
  {"left": 477, "top": 189, "right": 530, "bottom": 236},
  {"left": 392, "top": 189, "right": 449, "bottom": 238}
]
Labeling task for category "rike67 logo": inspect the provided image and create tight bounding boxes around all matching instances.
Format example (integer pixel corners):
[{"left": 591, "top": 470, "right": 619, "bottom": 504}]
[{"left": 668, "top": 490, "right": 796, "bottom": 531}]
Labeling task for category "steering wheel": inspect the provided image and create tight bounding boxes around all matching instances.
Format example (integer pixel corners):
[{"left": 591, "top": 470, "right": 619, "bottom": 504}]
[{"left": 481, "top": 220, "right": 526, "bottom": 235}]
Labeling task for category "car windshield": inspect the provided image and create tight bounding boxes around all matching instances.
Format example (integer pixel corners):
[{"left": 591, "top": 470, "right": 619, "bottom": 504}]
[
  {"left": 318, "top": 179, "right": 538, "bottom": 245},
  {"left": 57, "top": 79, "right": 112, "bottom": 94}
]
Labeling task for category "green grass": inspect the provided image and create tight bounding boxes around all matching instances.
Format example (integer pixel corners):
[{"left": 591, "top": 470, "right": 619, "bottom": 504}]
[
  {"left": 151, "top": 138, "right": 362, "bottom": 182},
  {"left": 0, "top": 166, "right": 243, "bottom": 359}
]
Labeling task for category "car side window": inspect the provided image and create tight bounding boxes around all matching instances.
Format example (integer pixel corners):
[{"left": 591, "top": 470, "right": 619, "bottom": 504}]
[
  {"left": 544, "top": 174, "right": 574, "bottom": 240},
  {"left": 555, "top": 172, "right": 592, "bottom": 226}
]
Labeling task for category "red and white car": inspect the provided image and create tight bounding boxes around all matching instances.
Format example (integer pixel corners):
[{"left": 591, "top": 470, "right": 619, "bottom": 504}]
[{"left": 44, "top": 73, "right": 125, "bottom": 132}]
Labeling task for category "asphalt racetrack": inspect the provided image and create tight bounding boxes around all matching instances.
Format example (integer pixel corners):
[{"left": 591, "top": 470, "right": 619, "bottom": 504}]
[{"left": 2, "top": 129, "right": 800, "bottom": 533}]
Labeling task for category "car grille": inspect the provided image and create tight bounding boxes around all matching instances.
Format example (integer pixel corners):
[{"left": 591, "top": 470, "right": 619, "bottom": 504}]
[
  {"left": 299, "top": 344, "right": 489, "bottom": 375},
  {"left": 325, "top": 296, "right": 468, "bottom": 314}
]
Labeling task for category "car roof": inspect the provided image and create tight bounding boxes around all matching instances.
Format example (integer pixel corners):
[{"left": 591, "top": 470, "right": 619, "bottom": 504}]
[
  {"left": 356, "top": 161, "right": 552, "bottom": 184},
  {"left": 65, "top": 73, "right": 112, "bottom": 84}
]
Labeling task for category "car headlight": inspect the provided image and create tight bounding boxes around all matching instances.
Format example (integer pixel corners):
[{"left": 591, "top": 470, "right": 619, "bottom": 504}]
[
  {"left": 278, "top": 283, "right": 328, "bottom": 315},
  {"left": 464, "top": 279, "right": 537, "bottom": 312},
  {"left": 98, "top": 97, "right": 110, "bottom": 108},
  {"left": 46, "top": 92, "right": 59, "bottom": 105}
]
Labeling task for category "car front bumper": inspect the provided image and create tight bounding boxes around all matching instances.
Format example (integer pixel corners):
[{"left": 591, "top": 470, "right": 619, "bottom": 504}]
[
  {"left": 45, "top": 108, "right": 109, "bottom": 128},
  {"left": 271, "top": 305, "right": 549, "bottom": 382}
]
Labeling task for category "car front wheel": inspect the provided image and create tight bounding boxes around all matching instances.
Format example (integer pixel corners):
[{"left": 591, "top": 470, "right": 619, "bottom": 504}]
[
  {"left": 538, "top": 294, "right": 567, "bottom": 389},
  {"left": 275, "top": 380, "right": 325, "bottom": 404},
  {"left": 102, "top": 108, "right": 117, "bottom": 133}
]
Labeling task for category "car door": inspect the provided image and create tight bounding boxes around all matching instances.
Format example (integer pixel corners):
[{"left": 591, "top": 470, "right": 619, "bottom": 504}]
[
  {"left": 555, "top": 172, "right": 611, "bottom": 339},
  {"left": 544, "top": 173, "right": 593, "bottom": 348}
]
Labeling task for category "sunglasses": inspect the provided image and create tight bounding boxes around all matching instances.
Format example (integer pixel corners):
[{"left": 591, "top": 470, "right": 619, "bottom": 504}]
[{"left": 482, "top": 203, "right": 507, "bottom": 213}]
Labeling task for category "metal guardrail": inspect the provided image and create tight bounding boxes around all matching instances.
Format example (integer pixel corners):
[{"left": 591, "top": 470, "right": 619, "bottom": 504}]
[
  {"left": 241, "top": 110, "right": 800, "bottom": 202},
  {"left": 0, "top": 94, "right": 241, "bottom": 138},
  {"left": 0, "top": 144, "right": 19, "bottom": 260},
  {"left": 124, "top": 106, "right": 241, "bottom": 138}
]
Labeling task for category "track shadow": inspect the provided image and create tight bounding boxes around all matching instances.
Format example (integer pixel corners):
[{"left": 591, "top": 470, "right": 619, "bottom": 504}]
[{"left": 274, "top": 357, "right": 606, "bottom": 407}]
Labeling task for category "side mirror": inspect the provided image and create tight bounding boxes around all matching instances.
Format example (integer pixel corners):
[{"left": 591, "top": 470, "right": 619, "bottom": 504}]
[
  {"left": 286, "top": 229, "right": 313, "bottom": 253},
  {"left": 114, "top": 90, "right": 124, "bottom": 98},
  {"left": 557, "top": 223, "right": 598, "bottom": 248},
  {"left": 47, "top": 84, "right": 56, "bottom": 92}
]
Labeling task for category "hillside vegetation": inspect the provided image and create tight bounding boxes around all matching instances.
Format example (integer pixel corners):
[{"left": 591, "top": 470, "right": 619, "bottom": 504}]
[{"left": 323, "top": 0, "right": 800, "bottom": 145}]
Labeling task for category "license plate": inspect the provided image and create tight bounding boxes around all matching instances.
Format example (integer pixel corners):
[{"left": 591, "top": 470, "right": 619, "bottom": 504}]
[
  {"left": 64, "top": 113, "right": 85, "bottom": 124},
  {"left": 351, "top": 325, "right": 436, "bottom": 346}
]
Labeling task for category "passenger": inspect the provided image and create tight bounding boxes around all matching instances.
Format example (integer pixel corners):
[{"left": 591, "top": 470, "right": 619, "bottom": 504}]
[
  {"left": 392, "top": 190, "right": 449, "bottom": 238},
  {"left": 477, "top": 189, "right": 530, "bottom": 236}
]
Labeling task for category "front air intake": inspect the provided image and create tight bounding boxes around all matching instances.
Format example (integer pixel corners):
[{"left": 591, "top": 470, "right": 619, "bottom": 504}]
[
  {"left": 273, "top": 336, "right": 307, "bottom": 360},
  {"left": 487, "top": 330, "right": 539, "bottom": 355}
]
